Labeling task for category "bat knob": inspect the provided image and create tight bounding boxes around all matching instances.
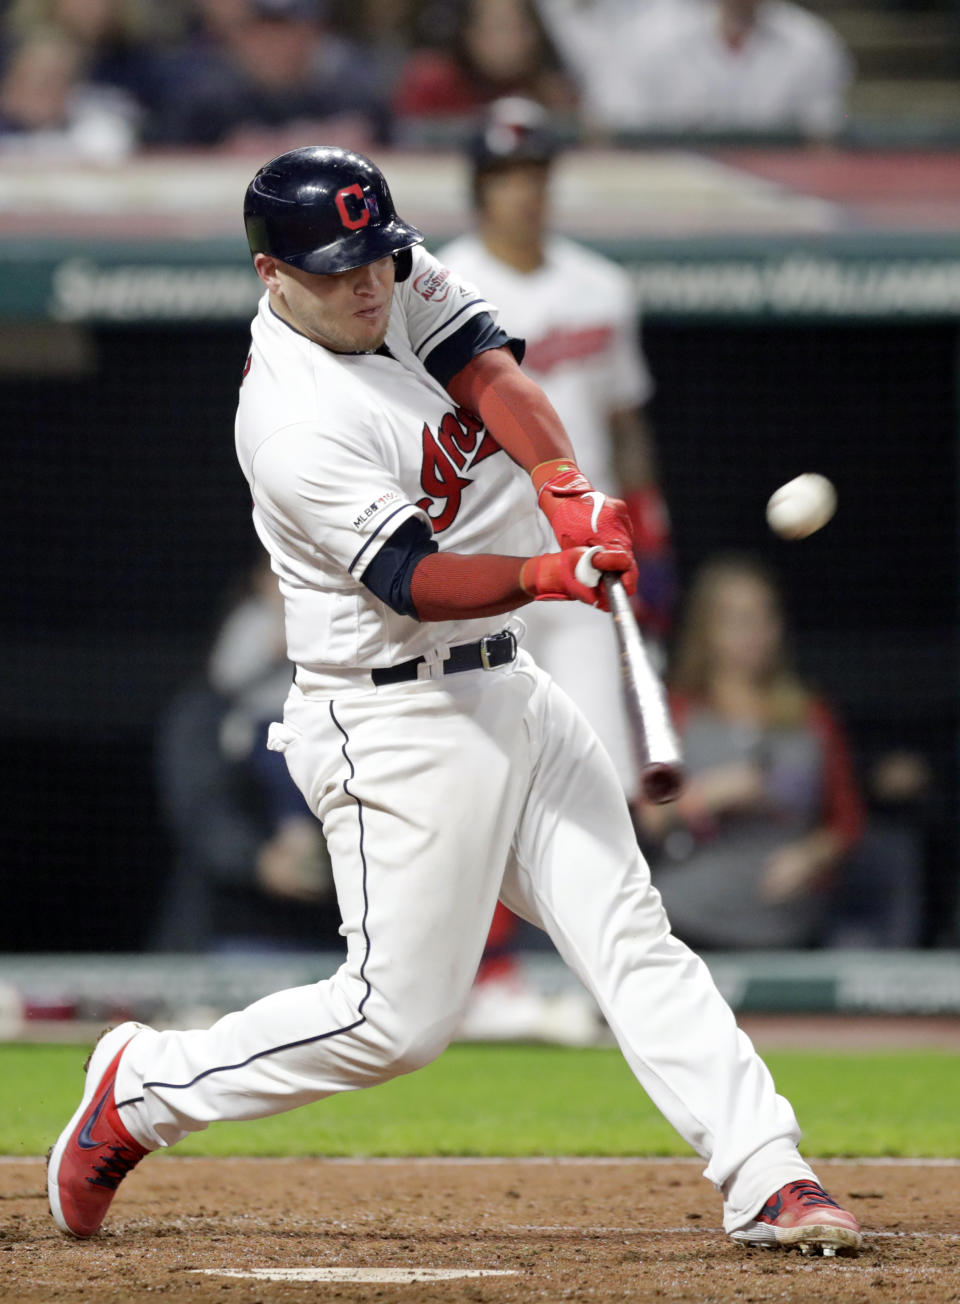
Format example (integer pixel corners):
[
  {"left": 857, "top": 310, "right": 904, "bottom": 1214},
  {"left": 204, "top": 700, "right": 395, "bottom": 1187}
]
[{"left": 642, "top": 763, "right": 684, "bottom": 805}]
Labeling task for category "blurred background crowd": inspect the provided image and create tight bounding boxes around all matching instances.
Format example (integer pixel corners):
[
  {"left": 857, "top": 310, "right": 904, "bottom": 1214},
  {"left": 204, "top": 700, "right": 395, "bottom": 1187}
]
[
  {"left": 0, "top": 0, "right": 958, "bottom": 161},
  {"left": 1, "top": 0, "right": 958, "bottom": 1041}
]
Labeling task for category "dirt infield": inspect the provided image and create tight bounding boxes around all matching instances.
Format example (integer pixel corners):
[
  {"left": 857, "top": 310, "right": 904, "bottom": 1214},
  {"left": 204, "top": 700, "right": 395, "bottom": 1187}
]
[
  {"left": 737, "top": 1015, "right": 960, "bottom": 1051},
  {"left": 3, "top": 1157, "right": 958, "bottom": 1304}
]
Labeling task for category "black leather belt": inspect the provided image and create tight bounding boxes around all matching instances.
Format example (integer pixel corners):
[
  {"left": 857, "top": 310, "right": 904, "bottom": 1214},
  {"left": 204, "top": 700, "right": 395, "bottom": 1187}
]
[{"left": 371, "top": 630, "right": 517, "bottom": 686}]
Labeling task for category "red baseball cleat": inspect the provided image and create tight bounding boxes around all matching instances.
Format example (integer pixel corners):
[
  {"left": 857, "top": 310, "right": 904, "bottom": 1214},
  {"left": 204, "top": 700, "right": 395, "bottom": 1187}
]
[
  {"left": 729, "top": 1179, "right": 863, "bottom": 1256},
  {"left": 47, "top": 1022, "right": 151, "bottom": 1237}
]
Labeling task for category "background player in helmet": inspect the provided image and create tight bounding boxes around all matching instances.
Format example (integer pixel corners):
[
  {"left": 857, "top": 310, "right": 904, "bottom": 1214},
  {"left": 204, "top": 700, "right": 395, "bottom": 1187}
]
[
  {"left": 48, "top": 145, "right": 862, "bottom": 1259},
  {"left": 441, "top": 97, "right": 675, "bottom": 805},
  {"left": 442, "top": 98, "right": 674, "bottom": 1038}
]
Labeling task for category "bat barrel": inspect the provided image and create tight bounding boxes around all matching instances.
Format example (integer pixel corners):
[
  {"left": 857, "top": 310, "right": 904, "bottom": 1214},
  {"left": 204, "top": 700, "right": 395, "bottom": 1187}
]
[{"left": 603, "top": 575, "right": 684, "bottom": 804}]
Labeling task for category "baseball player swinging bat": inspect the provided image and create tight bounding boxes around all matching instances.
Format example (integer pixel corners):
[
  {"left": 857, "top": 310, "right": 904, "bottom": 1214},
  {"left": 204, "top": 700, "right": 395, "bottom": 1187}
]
[
  {"left": 45, "top": 145, "right": 862, "bottom": 1260},
  {"left": 603, "top": 575, "right": 684, "bottom": 804}
]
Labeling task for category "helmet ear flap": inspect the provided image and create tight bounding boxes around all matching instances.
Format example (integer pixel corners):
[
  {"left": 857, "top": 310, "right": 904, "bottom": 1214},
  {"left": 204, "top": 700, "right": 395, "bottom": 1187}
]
[{"left": 393, "top": 248, "right": 413, "bottom": 282}]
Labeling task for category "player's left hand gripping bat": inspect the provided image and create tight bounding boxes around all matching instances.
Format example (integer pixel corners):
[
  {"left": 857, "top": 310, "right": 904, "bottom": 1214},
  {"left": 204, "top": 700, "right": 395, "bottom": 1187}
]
[{"left": 603, "top": 575, "right": 684, "bottom": 804}]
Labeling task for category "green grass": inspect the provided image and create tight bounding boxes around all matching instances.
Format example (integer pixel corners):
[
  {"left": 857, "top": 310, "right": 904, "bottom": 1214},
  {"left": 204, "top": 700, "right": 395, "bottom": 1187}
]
[{"left": 2, "top": 1043, "right": 957, "bottom": 1159}]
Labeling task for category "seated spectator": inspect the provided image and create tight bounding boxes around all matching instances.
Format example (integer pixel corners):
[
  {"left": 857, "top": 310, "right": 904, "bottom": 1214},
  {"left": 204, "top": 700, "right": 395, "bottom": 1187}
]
[
  {"left": 153, "top": 557, "right": 337, "bottom": 953},
  {"left": 152, "top": 0, "right": 390, "bottom": 149},
  {"left": 2, "top": 0, "right": 174, "bottom": 111},
  {"left": 639, "top": 554, "right": 863, "bottom": 950},
  {"left": 326, "top": 0, "right": 418, "bottom": 97},
  {"left": 0, "top": 28, "right": 139, "bottom": 159},
  {"left": 183, "top": 0, "right": 255, "bottom": 48},
  {"left": 553, "top": 0, "right": 852, "bottom": 139},
  {"left": 393, "top": 0, "right": 576, "bottom": 123},
  {"left": 534, "top": 0, "right": 654, "bottom": 119}
]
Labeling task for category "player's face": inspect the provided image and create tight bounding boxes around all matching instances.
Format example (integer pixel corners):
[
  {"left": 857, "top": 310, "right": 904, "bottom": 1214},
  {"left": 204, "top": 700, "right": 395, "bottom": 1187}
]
[
  {"left": 478, "top": 162, "right": 550, "bottom": 241},
  {"left": 257, "top": 255, "right": 396, "bottom": 353},
  {"left": 707, "top": 575, "right": 783, "bottom": 680}
]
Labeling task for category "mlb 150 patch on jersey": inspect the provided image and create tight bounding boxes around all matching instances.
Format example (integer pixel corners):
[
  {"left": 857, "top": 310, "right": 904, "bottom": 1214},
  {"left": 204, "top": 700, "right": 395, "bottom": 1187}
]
[{"left": 353, "top": 490, "right": 404, "bottom": 531}]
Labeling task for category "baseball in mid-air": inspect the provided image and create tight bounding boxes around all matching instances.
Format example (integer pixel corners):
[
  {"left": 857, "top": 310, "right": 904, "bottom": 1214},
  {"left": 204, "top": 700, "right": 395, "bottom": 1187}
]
[{"left": 766, "top": 473, "right": 837, "bottom": 539}]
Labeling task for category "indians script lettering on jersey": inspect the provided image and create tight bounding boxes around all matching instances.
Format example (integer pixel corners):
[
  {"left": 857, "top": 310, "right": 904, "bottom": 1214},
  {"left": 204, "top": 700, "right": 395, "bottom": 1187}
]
[
  {"left": 235, "top": 246, "right": 550, "bottom": 680},
  {"left": 417, "top": 407, "right": 502, "bottom": 532}
]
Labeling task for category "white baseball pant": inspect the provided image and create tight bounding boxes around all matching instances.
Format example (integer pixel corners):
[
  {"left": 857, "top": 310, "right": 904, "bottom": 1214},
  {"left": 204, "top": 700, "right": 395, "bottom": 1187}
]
[
  {"left": 520, "top": 600, "right": 639, "bottom": 798},
  {"left": 117, "top": 651, "right": 815, "bottom": 1230}
]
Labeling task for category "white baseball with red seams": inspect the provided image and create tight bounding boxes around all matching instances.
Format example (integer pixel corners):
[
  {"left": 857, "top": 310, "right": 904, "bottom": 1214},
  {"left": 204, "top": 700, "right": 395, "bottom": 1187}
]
[
  {"left": 111, "top": 243, "right": 821, "bottom": 1235},
  {"left": 766, "top": 473, "right": 837, "bottom": 540}
]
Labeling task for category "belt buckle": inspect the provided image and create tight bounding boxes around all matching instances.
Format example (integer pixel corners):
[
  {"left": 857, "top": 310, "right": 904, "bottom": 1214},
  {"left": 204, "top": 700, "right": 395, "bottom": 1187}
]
[{"left": 479, "top": 629, "right": 516, "bottom": 671}]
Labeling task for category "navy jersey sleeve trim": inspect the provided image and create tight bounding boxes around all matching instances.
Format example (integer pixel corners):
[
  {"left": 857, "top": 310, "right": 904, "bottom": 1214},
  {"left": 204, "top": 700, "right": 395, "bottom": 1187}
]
[
  {"left": 423, "top": 313, "right": 526, "bottom": 389},
  {"left": 361, "top": 516, "right": 438, "bottom": 619},
  {"left": 414, "top": 298, "right": 484, "bottom": 358},
  {"left": 349, "top": 502, "right": 419, "bottom": 575}
]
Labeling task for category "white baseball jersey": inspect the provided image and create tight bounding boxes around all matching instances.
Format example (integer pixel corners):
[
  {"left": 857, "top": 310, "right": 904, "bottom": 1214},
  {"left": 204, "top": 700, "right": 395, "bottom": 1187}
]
[
  {"left": 235, "top": 245, "right": 550, "bottom": 683},
  {"left": 437, "top": 234, "right": 653, "bottom": 492}
]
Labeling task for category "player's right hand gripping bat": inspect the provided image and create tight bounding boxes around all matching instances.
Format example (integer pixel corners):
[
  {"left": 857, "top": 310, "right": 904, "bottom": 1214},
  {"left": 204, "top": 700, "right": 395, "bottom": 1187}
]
[{"left": 603, "top": 575, "right": 684, "bottom": 804}]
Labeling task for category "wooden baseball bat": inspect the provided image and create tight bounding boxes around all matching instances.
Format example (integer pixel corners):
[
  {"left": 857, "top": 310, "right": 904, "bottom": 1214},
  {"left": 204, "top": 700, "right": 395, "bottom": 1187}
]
[{"left": 603, "top": 575, "right": 684, "bottom": 804}]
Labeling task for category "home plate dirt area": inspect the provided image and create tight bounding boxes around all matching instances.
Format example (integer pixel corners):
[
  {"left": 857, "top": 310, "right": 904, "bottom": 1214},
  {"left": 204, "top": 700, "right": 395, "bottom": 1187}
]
[{"left": 3, "top": 1158, "right": 958, "bottom": 1304}]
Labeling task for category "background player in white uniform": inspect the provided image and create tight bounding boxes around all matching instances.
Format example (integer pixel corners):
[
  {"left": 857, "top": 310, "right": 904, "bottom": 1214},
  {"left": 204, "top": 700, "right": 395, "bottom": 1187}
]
[
  {"left": 441, "top": 97, "right": 675, "bottom": 803},
  {"left": 442, "top": 98, "right": 673, "bottom": 1040},
  {"left": 48, "top": 146, "right": 861, "bottom": 1259}
]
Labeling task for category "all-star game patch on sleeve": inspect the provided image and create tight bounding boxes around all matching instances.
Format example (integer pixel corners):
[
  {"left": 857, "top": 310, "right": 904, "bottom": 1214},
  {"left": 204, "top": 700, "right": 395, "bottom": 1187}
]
[
  {"left": 248, "top": 419, "right": 432, "bottom": 589},
  {"left": 398, "top": 245, "right": 524, "bottom": 388}
]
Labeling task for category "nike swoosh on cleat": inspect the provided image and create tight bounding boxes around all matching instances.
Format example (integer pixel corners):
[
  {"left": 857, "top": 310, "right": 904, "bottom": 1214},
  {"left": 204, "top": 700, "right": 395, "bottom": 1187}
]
[
  {"left": 583, "top": 491, "right": 605, "bottom": 534},
  {"left": 76, "top": 1087, "right": 112, "bottom": 1150}
]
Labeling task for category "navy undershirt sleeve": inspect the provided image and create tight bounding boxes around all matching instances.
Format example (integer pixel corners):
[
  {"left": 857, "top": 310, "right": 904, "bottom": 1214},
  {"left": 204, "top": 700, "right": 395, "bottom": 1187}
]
[
  {"left": 422, "top": 312, "right": 525, "bottom": 389},
  {"left": 361, "top": 516, "right": 439, "bottom": 620}
]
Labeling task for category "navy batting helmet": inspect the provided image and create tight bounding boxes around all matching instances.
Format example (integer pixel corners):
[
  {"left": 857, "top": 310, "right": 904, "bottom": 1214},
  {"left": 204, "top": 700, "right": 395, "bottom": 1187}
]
[
  {"left": 244, "top": 146, "right": 424, "bottom": 280},
  {"left": 469, "top": 98, "right": 559, "bottom": 185}
]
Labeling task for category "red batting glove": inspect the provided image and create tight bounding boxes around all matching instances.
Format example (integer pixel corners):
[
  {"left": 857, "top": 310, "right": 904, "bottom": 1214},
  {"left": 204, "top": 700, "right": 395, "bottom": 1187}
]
[
  {"left": 521, "top": 545, "right": 636, "bottom": 610},
  {"left": 532, "top": 459, "right": 635, "bottom": 556}
]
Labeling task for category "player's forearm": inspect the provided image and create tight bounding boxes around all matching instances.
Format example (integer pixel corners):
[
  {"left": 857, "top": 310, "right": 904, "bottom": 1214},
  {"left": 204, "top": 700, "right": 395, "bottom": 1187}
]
[
  {"left": 409, "top": 544, "right": 635, "bottom": 620},
  {"left": 410, "top": 551, "right": 532, "bottom": 621},
  {"left": 446, "top": 346, "right": 575, "bottom": 471}
]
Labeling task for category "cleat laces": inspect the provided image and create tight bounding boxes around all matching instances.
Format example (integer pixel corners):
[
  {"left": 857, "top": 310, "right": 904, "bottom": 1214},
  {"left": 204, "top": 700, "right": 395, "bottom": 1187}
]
[
  {"left": 88, "top": 1145, "right": 140, "bottom": 1192},
  {"left": 787, "top": 1181, "right": 841, "bottom": 1211}
]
